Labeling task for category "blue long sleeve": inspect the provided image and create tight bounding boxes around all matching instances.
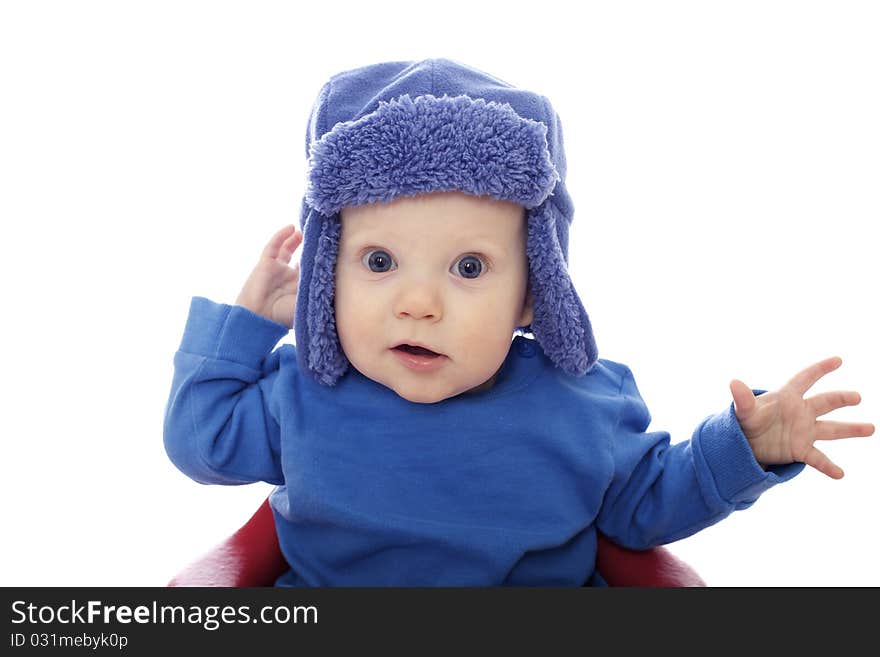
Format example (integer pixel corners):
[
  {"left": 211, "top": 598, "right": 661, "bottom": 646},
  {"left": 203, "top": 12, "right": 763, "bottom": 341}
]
[
  {"left": 164, "top": 297, "right": 805, "bottom": 585},
  {"left": 596, "top": 365, "right": 804, "bottom": 549},
  {"left": 163, "top": 297, "right": 290, "bottom": 486}
]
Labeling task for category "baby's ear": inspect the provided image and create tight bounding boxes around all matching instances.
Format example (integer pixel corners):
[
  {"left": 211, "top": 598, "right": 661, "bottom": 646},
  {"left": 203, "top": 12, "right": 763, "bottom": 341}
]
[{"left": 517, "top": 290, "right": 534, "bottom": 328}]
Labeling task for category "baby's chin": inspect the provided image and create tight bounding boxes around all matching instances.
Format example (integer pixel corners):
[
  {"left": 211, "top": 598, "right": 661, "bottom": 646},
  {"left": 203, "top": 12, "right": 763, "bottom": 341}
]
[
  {"left": 396, "top": 391, "right": 448, "bottom": 405},
  {"left": 390, "top": 382, "right": 457, "bottom": 405},
  {"left": 390, "top": 377, "right": 496, "bottom": 405}
]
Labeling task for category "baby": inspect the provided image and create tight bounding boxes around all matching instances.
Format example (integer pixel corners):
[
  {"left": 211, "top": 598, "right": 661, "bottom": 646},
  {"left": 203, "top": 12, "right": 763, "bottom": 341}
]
[{"left": 164, "top": 58, "right": 873, "bottom": 586}]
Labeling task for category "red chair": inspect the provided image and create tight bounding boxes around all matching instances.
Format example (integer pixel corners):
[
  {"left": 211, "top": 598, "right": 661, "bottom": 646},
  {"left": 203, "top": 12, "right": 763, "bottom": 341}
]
[{"left": 168, "top": 498, "right": 706, "bottom": 587}]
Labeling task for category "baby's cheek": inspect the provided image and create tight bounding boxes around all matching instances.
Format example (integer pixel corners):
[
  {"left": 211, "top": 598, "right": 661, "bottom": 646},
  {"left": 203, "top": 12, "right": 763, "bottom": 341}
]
[
  {"left": 456, "top": 316, "right": 485, "bottom": 348},
  {"left": 458, "top": 316, "right": 509, "bottom": 368},
  {"left": 335, "top": 300, "right": 364, "bottom": 348},
  {"left": 338, "top": 308, "right": 372, "bottom": 348}
]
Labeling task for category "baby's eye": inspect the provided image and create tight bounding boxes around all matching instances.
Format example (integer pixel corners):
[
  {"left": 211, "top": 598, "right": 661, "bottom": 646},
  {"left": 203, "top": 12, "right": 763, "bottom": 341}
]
[
  {"left": 362, "top": 249, "right": 397, "bottom": 273},
  {"left": 453, "top": 254, "right": 485, "bottom": 279}
]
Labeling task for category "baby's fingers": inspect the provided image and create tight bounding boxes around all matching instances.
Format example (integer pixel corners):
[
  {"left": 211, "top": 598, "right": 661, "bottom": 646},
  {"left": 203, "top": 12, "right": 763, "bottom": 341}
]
[
  {"left": 808, "top": 390, "right": 862, "bottom": 417},
  {"left": 261, "top": 224, "right": 298, "bottom": 260},
  {"left": 786, "top": 356, "right": 842, "bottom": 396},
  {"left": 277, "top": 228, "right": 304, "bottom": 265},
  {"left": 815, "top": 420, "right": 876, "bottom": 441},
  {"left": 730, "top": 379, "right": 757, "bottom": 421},
  {"left": 803, "top": 446, "right": 844, "bottom": 479}
]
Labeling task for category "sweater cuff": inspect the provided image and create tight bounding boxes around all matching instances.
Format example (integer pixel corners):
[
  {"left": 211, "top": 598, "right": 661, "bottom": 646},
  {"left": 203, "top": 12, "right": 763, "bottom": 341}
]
[
  {"left": 178, "top": 296, "right": 290, "bottom": 369},
  {"left": 693, "top": 391, "right": 804, "bottom": 506}
]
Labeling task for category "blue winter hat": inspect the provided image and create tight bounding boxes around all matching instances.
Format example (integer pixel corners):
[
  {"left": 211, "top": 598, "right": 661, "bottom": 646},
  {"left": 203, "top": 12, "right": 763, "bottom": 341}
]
[{"left": 295, "top": 58, "right": 598, "bottom": 385}]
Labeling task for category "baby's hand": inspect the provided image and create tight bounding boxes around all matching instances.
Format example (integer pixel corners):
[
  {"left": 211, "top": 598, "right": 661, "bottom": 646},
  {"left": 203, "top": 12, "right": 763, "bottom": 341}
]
[
  {"left": 235, "top": 225, "right": 303, "bottom": 328},
  {"left": 730, "top": 357, "right": 875, "bottom": 479}
]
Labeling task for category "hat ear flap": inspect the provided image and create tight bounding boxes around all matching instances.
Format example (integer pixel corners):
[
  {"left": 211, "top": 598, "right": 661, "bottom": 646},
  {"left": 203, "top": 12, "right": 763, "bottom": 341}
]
[
  {"left": 526, "top": 200, "right": 597, "bottom": 375},
  {"left": 294, "top": 207, "right": 349, "bottom": 385}
]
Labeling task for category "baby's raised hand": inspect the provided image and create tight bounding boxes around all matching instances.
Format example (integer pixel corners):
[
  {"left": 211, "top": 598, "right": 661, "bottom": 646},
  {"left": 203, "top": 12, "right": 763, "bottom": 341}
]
[
  {"left": 235, "top": 225, "right": 303, "bottom": 328},
  {"left": 729, "top": 357, "right": 874, "bottom": 479}
]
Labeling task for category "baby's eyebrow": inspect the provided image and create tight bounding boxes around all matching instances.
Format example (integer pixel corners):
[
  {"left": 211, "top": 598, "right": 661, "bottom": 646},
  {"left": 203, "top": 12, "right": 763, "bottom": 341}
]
[
  {"left": 338, "top": 216, "right": 404, "bottom": 240},
  {"left": 454, "top": 237, "right": 513, "bottom": 257},
  {"left": 340, "top": 231, "right": 395, "bottom": 248},
  {"left": 339, "top": 222, "right": 517, "bottom": 257}
]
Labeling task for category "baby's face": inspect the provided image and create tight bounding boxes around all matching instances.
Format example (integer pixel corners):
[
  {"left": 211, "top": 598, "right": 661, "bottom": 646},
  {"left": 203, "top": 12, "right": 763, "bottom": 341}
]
[{"left": 335, "top": 190, "right": 533, "bottom": 404}]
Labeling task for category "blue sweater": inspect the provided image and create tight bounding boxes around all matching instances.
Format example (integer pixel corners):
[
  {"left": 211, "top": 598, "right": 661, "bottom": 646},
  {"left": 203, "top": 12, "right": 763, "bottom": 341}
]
[{"left": 164, "top": 297, "right": 803, "bottom": 586}]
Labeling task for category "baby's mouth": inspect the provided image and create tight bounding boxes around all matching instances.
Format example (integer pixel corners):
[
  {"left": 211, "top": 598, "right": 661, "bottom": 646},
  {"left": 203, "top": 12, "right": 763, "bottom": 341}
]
[
  {"left": 393, "top": 344, "right": 443, "bottom": 358},
  {"left": 391, "top": 343, "right": 449, "bottom": 372}
]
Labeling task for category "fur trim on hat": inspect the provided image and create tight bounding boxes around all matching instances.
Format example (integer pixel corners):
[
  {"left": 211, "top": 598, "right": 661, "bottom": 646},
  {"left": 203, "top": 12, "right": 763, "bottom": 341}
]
[{"left": 305, "top": 94, "right": 560, "bottom": 216}]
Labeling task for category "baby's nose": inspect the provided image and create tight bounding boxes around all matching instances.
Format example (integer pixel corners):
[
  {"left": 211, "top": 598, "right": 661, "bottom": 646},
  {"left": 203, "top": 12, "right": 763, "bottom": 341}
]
[{"left": 393, "top": 279, "right": 443, "bottom": 321}]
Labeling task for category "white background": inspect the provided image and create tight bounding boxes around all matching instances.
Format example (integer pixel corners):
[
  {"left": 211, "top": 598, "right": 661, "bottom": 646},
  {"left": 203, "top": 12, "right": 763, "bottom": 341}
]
[{"left": 1, "top": 1, "right": 877, "bottom": 587}]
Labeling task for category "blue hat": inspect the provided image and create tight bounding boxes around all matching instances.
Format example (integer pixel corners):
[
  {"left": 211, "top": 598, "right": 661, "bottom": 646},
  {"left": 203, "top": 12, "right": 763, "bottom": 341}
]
[{"left": 296, "top": 58, "right": 598, "bottom": 385}]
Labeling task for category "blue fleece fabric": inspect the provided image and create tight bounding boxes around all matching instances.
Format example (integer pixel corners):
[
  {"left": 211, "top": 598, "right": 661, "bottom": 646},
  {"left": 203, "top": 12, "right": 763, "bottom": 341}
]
[{"left": 164, "top": 298, "right": 803, "bottom": 586}]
